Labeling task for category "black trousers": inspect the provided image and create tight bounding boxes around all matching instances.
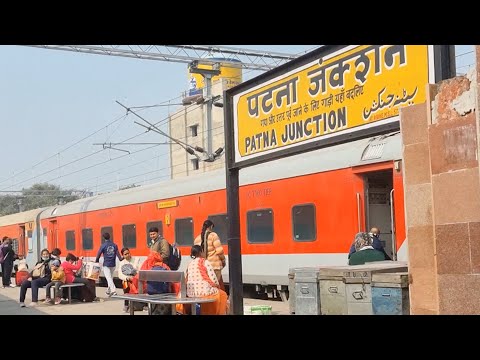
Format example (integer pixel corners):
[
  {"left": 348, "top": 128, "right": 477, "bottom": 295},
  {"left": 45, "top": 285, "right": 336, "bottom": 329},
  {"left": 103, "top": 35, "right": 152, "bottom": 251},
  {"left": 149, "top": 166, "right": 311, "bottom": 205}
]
[{"left": 2, "top": 261, "right": 13, "bottom": 286}]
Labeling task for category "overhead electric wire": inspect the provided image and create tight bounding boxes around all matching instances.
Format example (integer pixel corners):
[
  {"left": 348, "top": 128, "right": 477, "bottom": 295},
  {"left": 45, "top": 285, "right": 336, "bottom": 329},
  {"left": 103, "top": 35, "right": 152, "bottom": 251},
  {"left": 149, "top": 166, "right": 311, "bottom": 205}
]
[
  {"left": 5, "top": 45, "right": 475, "bottom": 197},
  {"left": 38, "top": 123, "right": 226, "bottom": 191},
  {"left": 3, "top": 99, "right": 204, "bottom": 190},
  {"left": 3, "top": 46, "right": 324, "bottom": 192},
  {"left": 66, "top": 125, "right": 226, "bottom": 191},
  {"left": 4, "top": 44, "right": 322, "bottom": 187},
  {"left": 2, "top": 93, "right": 190, "bottom": 187},
  {"left": 1, "top": 98, "right": 202, "bottom": 190},
  {"left": 0, "top": 113, "right": 129, "bottom": 187},
  {"left": 455, "top": 50, "right": 474, "bottom": 58}
]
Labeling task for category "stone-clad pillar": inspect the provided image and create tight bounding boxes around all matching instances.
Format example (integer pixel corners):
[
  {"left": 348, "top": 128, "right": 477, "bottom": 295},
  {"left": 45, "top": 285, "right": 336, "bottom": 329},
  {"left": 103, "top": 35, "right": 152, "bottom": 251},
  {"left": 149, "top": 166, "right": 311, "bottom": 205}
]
[
  {"left": 400, "top": 47, "right": 480, "bottom": 314},
  {"left": 400, "top": 103, "right": 438, "bottom": 314}
]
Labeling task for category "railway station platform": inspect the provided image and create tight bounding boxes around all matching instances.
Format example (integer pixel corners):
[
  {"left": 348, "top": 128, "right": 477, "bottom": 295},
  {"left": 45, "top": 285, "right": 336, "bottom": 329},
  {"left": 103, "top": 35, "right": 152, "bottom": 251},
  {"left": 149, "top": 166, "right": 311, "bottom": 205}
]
[{"left": 0, "top": 285, "right": 290, "bottom": 315}]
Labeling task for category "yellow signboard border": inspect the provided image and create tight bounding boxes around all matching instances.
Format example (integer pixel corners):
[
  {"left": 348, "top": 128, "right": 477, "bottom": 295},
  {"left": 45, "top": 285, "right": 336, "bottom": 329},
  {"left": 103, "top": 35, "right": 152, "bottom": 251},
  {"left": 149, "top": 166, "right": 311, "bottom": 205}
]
[{"left": 230, "top": 45, "right": 437, "bottom": 167}]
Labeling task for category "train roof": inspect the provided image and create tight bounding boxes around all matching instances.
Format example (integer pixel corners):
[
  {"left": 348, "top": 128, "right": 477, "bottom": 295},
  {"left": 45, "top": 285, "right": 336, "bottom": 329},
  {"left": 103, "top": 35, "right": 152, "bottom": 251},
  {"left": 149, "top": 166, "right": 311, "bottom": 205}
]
[
  {"left": 241, "top": 131, "right": 402, "bottom": 185},
  {"left": 0, "top": 208, "right": 47, "bottom": 227},
  {"left": 33, "top": 131, "right": 401, "bottom": 219}
]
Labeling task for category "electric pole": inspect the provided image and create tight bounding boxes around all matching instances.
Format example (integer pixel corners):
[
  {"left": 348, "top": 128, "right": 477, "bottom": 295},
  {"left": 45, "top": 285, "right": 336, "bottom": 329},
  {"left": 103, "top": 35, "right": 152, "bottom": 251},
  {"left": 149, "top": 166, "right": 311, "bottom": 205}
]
[{"left": 188, "top": 60, "right": 221, "bottom": 156}]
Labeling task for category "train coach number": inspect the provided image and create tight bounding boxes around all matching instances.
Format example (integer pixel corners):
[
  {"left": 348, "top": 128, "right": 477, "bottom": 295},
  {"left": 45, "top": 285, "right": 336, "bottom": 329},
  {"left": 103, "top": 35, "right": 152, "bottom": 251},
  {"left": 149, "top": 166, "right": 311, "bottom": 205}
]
[{"left": 247, "top": 188, "right": 272, "bottom": 198}]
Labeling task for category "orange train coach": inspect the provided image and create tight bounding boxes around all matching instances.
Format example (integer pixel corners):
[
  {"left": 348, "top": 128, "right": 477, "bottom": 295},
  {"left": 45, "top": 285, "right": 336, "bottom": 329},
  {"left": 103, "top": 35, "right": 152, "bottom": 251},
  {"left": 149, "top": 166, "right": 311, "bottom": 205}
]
[{"left": 0, "top": 131, "right": 406, "bottom": 300}]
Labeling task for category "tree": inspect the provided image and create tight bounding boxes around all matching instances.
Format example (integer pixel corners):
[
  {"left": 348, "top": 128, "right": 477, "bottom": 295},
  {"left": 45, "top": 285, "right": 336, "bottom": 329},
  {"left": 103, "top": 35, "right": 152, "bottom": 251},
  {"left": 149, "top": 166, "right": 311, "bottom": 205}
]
[
  {"left": 0, "top": 196, "right": 19, "bottom": 216},
  {"left": 0, "top": 183, "right": 81, "bottom": 216}
]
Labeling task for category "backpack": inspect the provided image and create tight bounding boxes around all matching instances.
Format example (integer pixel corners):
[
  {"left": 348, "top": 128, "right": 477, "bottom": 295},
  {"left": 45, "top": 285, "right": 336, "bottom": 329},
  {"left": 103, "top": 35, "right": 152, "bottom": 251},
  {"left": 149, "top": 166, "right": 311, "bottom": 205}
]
[
  {"left": 166, "top": 242, "right": 181, "bottom": 271},
  {"left": 147, "top": 265, "right": 170, "bottom": 294}
]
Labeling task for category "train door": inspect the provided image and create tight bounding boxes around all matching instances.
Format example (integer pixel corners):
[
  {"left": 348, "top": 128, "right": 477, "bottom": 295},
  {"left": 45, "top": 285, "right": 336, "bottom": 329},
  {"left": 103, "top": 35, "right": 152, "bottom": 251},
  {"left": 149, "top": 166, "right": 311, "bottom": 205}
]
[
  {"left": 363, "top": 170, "right": 395, "bottom": 259},
  {"left": 18, "top": 225, "right": 26, "bottom": 256},
  {"left": 49, "top": 220, "right": 58, "bottom": 250}
]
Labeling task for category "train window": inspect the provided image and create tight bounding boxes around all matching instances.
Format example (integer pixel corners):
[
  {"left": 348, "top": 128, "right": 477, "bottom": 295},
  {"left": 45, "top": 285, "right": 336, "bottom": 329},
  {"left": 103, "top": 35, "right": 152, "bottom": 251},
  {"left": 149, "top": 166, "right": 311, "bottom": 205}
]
[
  {"left": 208, "top": 214, "right": 228, "bottom": 245},
  {"left": 247, "top": 209, "right": 274, "bottom": 243},
  {"left": 122, "top": 224, "right": 136, "bottom": 248},
  {"left": 175, "top": 218, "right": 194, "bottom": 246},
  {"left": 27, "top": 230, "right": 33, "bottom": 238},
  {"left": 146, "top": 221, "right": 163, "bottom": 247},
  {"left": 11, "top": 239, "right": 19, "bottom": 254},
  {"left": 28, "top": 237, "right": 33, "bottom": 252},
  {"left": 292, "top": 204, "right": 316, "bottom": 242},
  {"left": 66, "top": 231, "right": 75, "bottom": 251},
  {"left": 82, "top": 228, "right": 93, "bottom": 250},
  {"left": 40, "top": 228, "right": 47, "bottom": 251},
  {"left": 101, "top": 226, "right": 113, "bottom": 244}
]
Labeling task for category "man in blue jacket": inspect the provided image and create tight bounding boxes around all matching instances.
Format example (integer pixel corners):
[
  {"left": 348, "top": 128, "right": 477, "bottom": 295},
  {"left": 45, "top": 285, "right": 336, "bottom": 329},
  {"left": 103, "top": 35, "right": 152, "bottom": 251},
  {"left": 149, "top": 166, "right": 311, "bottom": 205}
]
[
  {"left": 95, "top": 232, "right": 123, "bottom": 296},
  {"left": 348, "top": 232, "right": 387, "bottom": 265},
  {"left": 348, "top": 227, "right": 392, "bottom": 260}
]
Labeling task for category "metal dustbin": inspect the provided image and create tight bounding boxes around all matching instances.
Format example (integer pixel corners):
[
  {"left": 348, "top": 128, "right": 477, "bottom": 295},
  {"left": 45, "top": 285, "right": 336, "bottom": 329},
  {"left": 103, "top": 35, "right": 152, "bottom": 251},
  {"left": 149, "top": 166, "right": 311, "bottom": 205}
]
[
  {"left": 318, "top": 263, "right": 407, "bottom": 315},
  {"left": 371, "top": 272, "right": 410, "bottom": 315},
  {"left": 344, "top": 263, "right": 408, "bottom": 315},
  {"left": 288, "top": 267, "right": 314, "bottom": 314},
  {"left": 294, "top": 267, "right": 322, "bottom": 315},
  {"left": 319, "top": 268, "right": 347, "bottom": 315}
]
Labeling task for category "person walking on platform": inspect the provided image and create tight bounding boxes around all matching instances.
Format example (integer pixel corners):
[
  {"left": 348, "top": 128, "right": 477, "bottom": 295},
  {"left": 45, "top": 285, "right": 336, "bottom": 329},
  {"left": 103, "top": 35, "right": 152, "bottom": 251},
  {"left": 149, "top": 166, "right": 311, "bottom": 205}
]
[{"left": 95, "top": 232, "right": 122, "bottom": 297}]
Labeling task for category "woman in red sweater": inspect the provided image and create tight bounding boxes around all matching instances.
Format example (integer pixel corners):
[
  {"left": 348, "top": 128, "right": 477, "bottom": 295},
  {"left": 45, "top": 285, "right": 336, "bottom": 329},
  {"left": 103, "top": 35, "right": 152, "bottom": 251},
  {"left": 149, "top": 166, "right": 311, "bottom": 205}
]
[{"left": 61, "top": 253, "right": 97, "bottom": 302}]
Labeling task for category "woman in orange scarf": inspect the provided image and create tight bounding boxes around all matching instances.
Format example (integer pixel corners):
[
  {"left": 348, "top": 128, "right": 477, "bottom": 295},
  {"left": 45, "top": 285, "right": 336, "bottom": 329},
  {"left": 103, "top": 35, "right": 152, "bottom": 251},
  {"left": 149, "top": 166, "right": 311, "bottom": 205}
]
[
  {"left": 128, "top": 251, "right": 171, "bottom": 294},
  {"left": 185, "top": 245, "right": 228, "bottom": 315}
]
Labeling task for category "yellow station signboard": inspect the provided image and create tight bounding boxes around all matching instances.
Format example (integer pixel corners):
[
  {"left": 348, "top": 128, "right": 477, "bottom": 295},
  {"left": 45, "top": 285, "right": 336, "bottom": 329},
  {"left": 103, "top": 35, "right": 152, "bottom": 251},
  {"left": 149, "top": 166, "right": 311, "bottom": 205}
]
[{"left": 232, "top": 45, "right": 433, "bottom": 164}]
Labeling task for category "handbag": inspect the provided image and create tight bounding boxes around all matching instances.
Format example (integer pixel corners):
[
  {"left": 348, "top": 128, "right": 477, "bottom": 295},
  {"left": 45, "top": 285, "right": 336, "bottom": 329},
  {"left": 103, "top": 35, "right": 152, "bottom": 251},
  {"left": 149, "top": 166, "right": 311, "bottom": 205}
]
[
  {"left": 31, "top": 263, "right": 46, "bottom": 278},
  {"left": 121, "top": 263, "right": 137, "bottom": 276}
]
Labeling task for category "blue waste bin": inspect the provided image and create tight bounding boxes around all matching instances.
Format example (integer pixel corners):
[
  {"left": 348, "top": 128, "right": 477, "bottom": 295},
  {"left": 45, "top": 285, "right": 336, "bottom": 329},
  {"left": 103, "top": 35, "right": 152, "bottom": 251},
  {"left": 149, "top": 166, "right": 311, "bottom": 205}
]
[{"left": 371, "top": 272, "right": 409, "bottom": 315}]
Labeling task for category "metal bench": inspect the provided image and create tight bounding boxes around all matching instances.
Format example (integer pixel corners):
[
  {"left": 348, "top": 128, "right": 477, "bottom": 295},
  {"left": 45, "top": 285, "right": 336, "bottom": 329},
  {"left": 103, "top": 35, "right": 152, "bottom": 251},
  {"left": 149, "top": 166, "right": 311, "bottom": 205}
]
[
  {"left": 44, "top": 283, "right": 85, "bottom": 304},
  {"left": 112, "top": 293, "right": 215, "bottom": 315},
  {"left": 138, "top": 270, "right": 186, "bottom": 297},
  {"left": 114, "top": 270, "right": 192, "bottom": 315}
]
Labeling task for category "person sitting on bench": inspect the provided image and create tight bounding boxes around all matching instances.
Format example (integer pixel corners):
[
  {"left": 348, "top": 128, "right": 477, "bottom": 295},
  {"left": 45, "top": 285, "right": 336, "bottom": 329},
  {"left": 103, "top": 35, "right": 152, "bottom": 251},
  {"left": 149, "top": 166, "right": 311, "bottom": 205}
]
[
  {"left": 44, "top": 260, "right": 65, "bottom": 305},
  {"left": 61, "top": 253, "right": 97, "bottom": 302},
  {"left": 185, "top": 245, "right": 228, "bottom": 315}
]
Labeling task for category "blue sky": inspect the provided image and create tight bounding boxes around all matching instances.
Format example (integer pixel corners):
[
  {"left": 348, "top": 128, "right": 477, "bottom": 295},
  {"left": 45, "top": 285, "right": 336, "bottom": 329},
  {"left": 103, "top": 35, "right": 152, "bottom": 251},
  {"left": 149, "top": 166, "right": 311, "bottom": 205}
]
[
  {"left": 0, "top": 45, "right": 474, "bottom": 195},
  {"left": 0, "top": 45, "right": 317, "bottom": 194}
]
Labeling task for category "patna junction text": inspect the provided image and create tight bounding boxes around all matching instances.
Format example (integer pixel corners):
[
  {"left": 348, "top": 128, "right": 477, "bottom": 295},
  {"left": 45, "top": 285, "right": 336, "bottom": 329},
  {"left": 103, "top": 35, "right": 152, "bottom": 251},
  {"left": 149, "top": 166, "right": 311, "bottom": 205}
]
[{"left": 244, "top": 107, "right": 347, "bottom": 154}]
